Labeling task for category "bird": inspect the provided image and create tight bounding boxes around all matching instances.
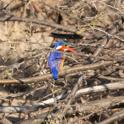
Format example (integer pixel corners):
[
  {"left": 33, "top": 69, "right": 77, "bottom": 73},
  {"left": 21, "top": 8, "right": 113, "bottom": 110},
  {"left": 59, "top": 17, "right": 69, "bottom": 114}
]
[{"left": 48, "top": 40, "right": 78, "bottom": 80}]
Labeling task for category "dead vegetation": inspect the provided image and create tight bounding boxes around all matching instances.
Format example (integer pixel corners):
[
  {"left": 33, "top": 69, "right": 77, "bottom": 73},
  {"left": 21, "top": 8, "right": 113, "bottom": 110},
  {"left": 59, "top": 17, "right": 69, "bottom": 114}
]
[{"left": 0, "top": 0, "right": 124, "bottom": 124}]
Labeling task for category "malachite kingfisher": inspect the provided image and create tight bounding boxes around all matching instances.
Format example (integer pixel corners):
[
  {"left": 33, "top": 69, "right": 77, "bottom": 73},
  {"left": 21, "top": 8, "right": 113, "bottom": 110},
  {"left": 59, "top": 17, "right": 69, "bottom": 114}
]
[{"left": 48, "top": 40, "right": 77, "bottom": 80}]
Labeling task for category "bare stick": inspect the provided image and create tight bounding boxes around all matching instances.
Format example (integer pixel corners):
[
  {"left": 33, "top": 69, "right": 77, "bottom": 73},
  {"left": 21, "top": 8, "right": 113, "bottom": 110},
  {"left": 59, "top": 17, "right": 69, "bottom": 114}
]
[
  {"left": 75, "top": 82, "right": 124, "bottom": 97},
  {"left": 60, "top": 76, "right": 83, "bottom": 120},
  {"left": 0, "top": 14, "right": 124, "bottom": 43},
  {"left": 98, "top": 110, "right": 124, "bottom": 124},
  {"left": 0, "top": 82, "right": 124, "bottom": 113},
  {"left": 0, "top": 92, "right": 65, "bottom": 113},
  {"left": 0, "top": 61, "right": 112, "bottom": 84},
  {"left": 0, "top": 15, "right": 76, "bottom": 33},
  {"left": 93, "top": 38, "right": 107, "bottom": 57},
  {"left": 98, "top": 75, "right": 124, "bottom": 81},
  {"left": 93, "top": 27, "right": 124, "bottom": 42},
  {"left": 67, "top": 96, "right": 124, "bottom": 114}
]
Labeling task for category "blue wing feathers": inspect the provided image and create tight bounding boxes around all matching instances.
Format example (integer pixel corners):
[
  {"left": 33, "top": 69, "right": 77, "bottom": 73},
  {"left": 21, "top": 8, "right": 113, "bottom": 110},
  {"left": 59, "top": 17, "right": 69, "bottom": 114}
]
[
  {"left": 48, "top": 51, "right": 63, "bottom": 80},
  {"left": 51, "top": 67, "right": 58, "bottom": 80}
]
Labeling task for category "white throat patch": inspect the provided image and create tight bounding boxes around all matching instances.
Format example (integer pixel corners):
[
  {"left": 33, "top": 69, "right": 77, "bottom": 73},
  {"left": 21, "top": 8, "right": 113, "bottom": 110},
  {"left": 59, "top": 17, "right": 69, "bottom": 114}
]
[{"left": 56, "top": 46, "right": 62, "bottom": 50}]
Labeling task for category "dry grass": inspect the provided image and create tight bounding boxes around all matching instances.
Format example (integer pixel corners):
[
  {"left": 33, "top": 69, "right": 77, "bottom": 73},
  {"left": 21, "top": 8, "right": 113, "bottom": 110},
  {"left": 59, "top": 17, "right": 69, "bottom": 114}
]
[{"left": 0, "top": 0, "right": 124, "bottom": 124}]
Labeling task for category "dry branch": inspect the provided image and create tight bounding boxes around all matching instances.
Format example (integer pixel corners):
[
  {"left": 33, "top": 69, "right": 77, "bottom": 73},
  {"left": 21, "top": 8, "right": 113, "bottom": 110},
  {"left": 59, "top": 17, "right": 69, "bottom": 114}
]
[
  {"left": 0, "top": 14, "right": 124, "bottom": 42},
  {"left": 75, "top": 82, "right": 124, "bottom": 97},
  {"left": 67, "top": 96, "right": 124, "bottom": 114},
  {"left": 0, "top": 0, "right": 124, "bottom": 123},
  {"left": 0, "top": 82, "right": 124, "bottom": 113},
  {"left": 60, "top": 76, "right": 83, "bottom": 121},
  {"left": 0, "top": 61, "right": 112, "bottom": 84},
  {"left": 93, "top": 38, "right": 107, "bottom": 57},
  {"left": 98, "top": 75, "right": 124, "bottom": 81},
  {"left": 0, "top": 15, "right": 76, "bottom": 33},
  {"left": 0, "top": 93, "right": 65, "bottom": 113},
  {"left": 98, "top": 110, "right": 124, "bottom": 124},
  {"left": 93, "top": 27, "right": 124, "bottom": 42}
]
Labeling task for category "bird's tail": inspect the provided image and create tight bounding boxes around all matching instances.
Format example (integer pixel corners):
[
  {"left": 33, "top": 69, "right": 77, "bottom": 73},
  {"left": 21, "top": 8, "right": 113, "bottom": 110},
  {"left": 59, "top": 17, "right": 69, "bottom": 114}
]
[{"left": 51, "top": 67, "right": 59, "bottom": 80}]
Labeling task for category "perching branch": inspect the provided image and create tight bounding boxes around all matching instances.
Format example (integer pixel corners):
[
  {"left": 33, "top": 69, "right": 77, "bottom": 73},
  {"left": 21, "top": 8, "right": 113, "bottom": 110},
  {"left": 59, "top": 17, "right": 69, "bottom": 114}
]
[{"left": 0, "top": 61, "right": 112, "bottom": 84}]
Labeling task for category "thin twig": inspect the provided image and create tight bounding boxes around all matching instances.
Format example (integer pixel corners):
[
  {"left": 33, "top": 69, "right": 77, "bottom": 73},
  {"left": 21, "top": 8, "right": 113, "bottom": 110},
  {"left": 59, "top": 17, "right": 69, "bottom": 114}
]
[
  {"left": 93, "top": 38, "right": 107, "bottom": 57},
  {"left": 67, "top": 96, "right": 124, "bottom": 115},
  {"left": 93, "top": 27, "right": 124, "bottom": 42},
  {"left": 60, "top": 76, "right": 83, "bottom": 121},
  {"left": 98, "top": 75, "right": 124, "bottom": 81},
  {"left": 98, "top": 110, "right": 124, "bottom": 124}
]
